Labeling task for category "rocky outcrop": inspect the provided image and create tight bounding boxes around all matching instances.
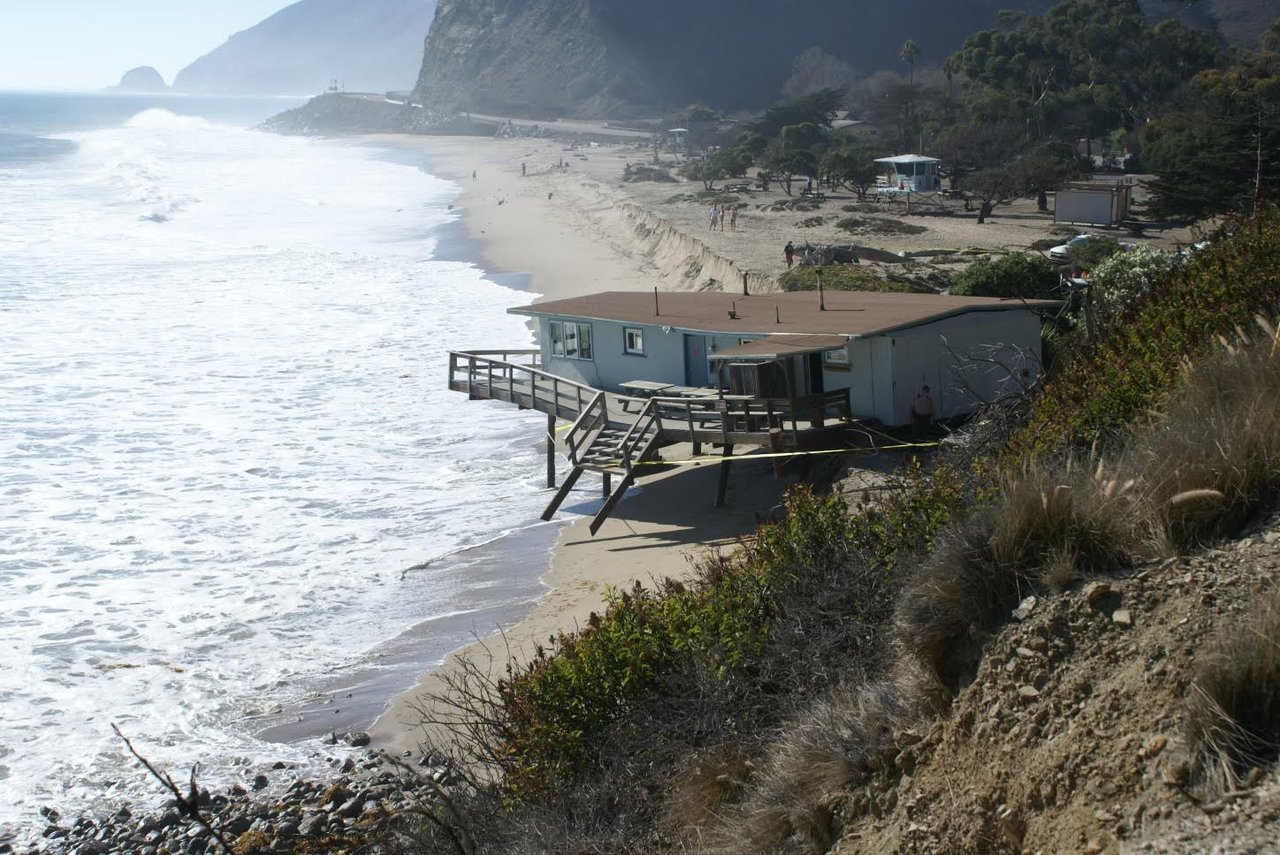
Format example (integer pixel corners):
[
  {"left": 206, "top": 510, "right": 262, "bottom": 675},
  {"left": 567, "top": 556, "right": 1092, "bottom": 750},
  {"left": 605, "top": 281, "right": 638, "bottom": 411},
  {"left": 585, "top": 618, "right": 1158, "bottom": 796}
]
[
  {"left": 114, "top": 66, "right": 168, "bottom": 93},
  {"left": 412, "top": 0, "right": 1280, "bottom": 119},
  {"left": 174, "top": 0, "right": 438, "bottom": 96}
]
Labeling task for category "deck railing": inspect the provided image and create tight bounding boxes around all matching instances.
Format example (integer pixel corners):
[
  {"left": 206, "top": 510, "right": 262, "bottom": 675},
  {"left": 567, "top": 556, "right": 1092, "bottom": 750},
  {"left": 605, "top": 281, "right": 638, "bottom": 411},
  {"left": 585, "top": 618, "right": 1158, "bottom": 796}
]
[
  {"left": 447, "top": 350, "right": 598, "bottom": 419},
  {"left": 648, "top": 389, "right": 851, "bottom": 445}
]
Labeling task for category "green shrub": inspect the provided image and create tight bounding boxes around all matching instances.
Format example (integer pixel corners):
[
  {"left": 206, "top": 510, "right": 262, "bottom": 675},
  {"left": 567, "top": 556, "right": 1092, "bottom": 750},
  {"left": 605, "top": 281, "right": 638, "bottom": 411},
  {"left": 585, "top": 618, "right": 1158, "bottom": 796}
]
[
  {"left": 780, "top": 265, "right": 938, "bottom": 294},
  {"left": 950, "top": 252, "right": 1062, "bottom": 299},
  {"left": 798, "top": 216, "right": 826, "bottom": 227},
  {"left": 1010, "top": 209, "right": 1280, "bottom": 459}
]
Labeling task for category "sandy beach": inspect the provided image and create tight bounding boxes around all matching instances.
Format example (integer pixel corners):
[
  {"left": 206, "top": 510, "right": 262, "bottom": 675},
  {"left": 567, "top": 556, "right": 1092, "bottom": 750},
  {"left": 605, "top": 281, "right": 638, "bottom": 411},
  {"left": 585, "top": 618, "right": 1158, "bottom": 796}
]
[{"left": 364, "top": 130, "right": 1193, "bottom": 757}]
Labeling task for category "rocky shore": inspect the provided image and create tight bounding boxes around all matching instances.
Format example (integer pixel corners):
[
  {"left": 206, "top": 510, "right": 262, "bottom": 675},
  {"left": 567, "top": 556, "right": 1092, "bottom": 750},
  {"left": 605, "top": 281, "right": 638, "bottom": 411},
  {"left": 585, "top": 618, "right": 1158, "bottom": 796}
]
[{"left": 7, "top": 733, "right": 450, "bottom": 854}]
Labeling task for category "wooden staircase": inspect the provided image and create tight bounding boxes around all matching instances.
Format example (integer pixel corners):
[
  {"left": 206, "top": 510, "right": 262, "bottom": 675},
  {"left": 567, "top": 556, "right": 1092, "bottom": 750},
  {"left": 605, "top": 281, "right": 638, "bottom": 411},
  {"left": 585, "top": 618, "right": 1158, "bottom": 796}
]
[{"left": 541, "top": 395, "right": 665, "bottom": 534}]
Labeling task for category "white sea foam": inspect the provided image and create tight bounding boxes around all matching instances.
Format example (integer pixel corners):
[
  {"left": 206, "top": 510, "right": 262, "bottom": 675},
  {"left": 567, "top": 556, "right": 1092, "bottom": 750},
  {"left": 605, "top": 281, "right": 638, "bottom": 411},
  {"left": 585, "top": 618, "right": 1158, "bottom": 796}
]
[{"left": 0, "top": 110, "right": 557, "bottom": 839}]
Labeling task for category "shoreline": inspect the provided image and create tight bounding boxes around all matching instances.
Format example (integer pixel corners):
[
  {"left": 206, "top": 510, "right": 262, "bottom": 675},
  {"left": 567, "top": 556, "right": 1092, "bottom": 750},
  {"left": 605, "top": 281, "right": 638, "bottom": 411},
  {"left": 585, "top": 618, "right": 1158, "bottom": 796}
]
[{"left": 360, "top": 133, "right": 802, "bottom": 756}]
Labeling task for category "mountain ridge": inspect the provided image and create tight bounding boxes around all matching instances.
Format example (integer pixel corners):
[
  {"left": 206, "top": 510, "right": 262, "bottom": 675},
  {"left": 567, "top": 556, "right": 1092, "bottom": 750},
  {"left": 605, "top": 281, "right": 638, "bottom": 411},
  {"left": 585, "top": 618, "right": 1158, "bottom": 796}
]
[
  {"left": 411, "top": 0, "right": 1277, "bottom": 119},
  {"left": 174, "top": 0, "right": 438, "bottom": 96}
]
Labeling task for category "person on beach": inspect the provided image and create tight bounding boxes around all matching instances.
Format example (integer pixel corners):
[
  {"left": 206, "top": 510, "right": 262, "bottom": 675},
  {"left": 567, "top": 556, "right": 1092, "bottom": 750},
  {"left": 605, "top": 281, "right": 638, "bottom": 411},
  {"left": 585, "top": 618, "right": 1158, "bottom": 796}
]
[
  {"left": 472, "top": 170, "right": 476, "bottom": 181},
  {"left": 910, "top": 385, "right": 934, "bottom": 440},
  {"left": 784, "top": 241, "right": 795, "bottom": 269},
  {"left": 730, "top": 207, "right": 738, "bottom": 231},
  {"left": 709, "top": 204, "right": 721, "bottom": 230},
  {"left": 718, "top": 207, "right": 726, "bottom": 230}
]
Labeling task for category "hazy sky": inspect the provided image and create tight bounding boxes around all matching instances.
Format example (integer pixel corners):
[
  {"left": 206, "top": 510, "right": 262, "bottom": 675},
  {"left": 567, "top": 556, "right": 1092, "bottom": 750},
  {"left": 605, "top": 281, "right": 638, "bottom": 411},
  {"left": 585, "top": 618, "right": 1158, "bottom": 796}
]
[{"left": 0, "top": 1, "right": 294, "bottom": 91}]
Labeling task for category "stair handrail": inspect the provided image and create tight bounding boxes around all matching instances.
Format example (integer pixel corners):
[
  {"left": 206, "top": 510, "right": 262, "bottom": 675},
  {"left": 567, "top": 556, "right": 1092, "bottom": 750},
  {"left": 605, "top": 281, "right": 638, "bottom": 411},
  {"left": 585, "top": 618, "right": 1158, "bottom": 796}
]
[
  {"left": 616, "top": 399, "right": 662, "bottom": 471},
  {"left": 564, "top": 391, "right": 608, "bottom": 467}
]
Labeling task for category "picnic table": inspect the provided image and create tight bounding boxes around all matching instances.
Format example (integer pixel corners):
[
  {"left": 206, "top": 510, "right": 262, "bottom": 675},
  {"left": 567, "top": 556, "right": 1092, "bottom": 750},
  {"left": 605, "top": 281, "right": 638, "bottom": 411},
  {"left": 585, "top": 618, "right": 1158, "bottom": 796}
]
[
  {"left": 619, "top": 380, "right": 674, "bottom": 397},
  {"left": 658, "top": 385, "right": 719, "bottom": 399}
]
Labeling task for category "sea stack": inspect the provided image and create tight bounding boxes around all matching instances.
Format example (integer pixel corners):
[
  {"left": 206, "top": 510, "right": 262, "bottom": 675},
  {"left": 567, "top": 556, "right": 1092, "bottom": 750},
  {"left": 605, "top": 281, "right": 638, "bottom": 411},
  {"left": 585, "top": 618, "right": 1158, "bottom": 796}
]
[{"left": 116, "top": 66, "right": 169, "bottom": 93}]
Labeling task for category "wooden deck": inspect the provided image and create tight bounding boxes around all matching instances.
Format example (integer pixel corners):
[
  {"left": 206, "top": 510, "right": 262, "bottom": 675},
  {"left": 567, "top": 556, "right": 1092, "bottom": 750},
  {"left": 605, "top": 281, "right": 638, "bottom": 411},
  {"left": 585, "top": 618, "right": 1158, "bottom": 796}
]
[
  {"left": 447, "top": 350, "right": 851, "bottom": 448},
  {"left": 447, "top": 350, "right": 852, "bottom": 533}
]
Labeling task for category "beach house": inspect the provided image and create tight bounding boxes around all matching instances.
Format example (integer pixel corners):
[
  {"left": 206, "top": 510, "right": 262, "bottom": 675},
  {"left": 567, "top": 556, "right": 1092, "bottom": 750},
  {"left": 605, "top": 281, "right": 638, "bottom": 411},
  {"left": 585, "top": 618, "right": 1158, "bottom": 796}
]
[{"left": 448, "top": 289, "right": 1057, "bottom": 533}]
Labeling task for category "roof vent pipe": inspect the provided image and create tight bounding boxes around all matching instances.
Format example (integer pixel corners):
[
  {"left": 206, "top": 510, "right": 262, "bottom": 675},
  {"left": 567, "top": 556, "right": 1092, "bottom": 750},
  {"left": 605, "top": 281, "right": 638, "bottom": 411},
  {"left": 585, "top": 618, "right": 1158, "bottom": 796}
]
[
  {"left": 776, "top": 306, "right": 781, "bottom": 324},
  {"left": 817, "top": 267, "right": 826, "bottom": 311},
  {"left": 742, "top": 270, "right": 749, "bottom": 296},
  {"left": 654, "top": 287, "right": 660, "bottom": 317}
]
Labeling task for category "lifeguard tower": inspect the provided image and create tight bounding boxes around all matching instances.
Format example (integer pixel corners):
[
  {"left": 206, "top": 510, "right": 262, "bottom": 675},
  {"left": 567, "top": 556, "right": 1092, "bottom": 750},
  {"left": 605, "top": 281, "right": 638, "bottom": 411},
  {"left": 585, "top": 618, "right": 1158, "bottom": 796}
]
[{"left": 875, "top": 154, "right": 941, "bottom": 193}]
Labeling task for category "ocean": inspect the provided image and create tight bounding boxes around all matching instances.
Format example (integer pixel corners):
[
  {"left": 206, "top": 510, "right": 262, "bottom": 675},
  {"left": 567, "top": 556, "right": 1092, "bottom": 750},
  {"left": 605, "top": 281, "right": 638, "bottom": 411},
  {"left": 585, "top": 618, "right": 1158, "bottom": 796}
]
[{"left": 0, "top": 92, "right": 564, "bottom": 843}]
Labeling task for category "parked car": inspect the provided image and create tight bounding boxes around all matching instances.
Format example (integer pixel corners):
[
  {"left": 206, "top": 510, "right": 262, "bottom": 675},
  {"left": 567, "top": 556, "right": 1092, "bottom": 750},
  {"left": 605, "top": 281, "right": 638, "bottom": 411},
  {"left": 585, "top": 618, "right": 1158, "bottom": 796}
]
[{"left": 1047, "top": 234, "right": 1132, "bottom": 264}]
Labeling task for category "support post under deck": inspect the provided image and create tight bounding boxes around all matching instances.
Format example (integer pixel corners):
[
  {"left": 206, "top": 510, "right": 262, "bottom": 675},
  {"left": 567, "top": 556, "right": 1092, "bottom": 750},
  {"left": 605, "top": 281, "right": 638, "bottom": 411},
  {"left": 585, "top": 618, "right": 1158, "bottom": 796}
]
[
  {"left": 602, "top": 472, "right": 612, "bottom": 498},
  {"left": 546, "top": 413, "right": 557, "bottom": 489},
  {"left": 715, "top": 444, "right": 734, "bottom": 508},
  {"left": 542, "top": 466, "right": 583, "bottom": 521}
]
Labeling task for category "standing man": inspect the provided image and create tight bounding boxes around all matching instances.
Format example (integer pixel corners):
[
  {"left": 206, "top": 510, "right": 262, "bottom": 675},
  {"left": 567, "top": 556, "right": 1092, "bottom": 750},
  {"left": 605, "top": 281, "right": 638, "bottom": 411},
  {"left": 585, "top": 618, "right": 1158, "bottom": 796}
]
[
  {"left": 910, "top": 385, "right": 934, "bottom": 440},
  {"left": 784, "top": 241, "right": 795, "bottom": 270}
]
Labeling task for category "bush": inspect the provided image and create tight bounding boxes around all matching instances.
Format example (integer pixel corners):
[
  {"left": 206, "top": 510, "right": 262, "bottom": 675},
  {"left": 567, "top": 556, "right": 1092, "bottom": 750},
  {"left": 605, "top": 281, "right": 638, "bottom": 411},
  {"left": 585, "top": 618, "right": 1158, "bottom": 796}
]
[
  {"left": 950, "top": 252, "right": 1062, "bottom": 299},
  {"left": 835, "top": 216, "right": 927, "bottom": 236},
  {"left": 1187, "top": 588, "right": 1280, "bottom": 794},
  {"left": 780, "top": 265, "right": 938, "bottom": 294},
  {"left": 1089, "top": 245, "right": 1184, "bottom": 323},
  {"left": 1010, "top": 210, "right": 1280, "bottom": 458}
]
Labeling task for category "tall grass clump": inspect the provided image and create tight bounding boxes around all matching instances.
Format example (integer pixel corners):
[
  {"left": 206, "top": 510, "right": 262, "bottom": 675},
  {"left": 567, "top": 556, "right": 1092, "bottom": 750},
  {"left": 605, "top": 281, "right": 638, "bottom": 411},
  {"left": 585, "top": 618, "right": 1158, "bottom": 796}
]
[
  {"left": 896, "top": 461, "right": 1135, "bottom": 688},
  {"left": 701, "top": 661, "right": 939, "bottom": 855},
  {"left": 1125, "top": 332, "right": 1280, "bottom": 552},
  {"left": 1186, "top": 587, "right": 1280, "bottom": 794}
]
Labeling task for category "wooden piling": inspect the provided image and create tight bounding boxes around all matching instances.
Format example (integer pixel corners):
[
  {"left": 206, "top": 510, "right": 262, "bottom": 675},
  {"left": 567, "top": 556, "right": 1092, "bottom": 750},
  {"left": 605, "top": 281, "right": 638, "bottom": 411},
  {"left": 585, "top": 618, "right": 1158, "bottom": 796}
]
[
  {"left": 715, "top": 444, "right": 734, "bottom": 508},
  {"left": 546, "top": 413, "right": 557, "bottom": 488}
]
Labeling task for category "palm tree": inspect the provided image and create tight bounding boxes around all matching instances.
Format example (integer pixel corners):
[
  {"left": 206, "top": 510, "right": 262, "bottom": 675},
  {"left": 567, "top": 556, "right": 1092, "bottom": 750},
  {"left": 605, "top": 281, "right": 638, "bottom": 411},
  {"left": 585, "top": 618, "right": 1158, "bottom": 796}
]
[{"left": 900, "top": 39, "right": 921, "bottom": 85}]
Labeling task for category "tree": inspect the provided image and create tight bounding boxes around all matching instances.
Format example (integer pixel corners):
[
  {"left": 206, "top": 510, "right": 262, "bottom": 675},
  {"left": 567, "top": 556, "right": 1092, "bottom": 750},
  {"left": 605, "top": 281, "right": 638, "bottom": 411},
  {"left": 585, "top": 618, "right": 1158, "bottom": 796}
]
[
  {"left": 679, "top": 149, "right": 751, "bottom": 190},
  {"left": 783, "top": 47, "right": 856, "bottom": 99},
  {"left": 900, "top": 39, "right": 921, "bottom": 86},
  {"left": 1145, "top": 48, "right": 1280, "bottom": 220},
  {"left": 765, "top": 146, "right": 818, "bottom": 196},
  {"left": 747, "top": 89, "right": 844, "bottom": 139},
  {"left": 822, "top": 144, "right": 877, "bottom": 198},
  {"left": 960, "top": 167, "right": 1020, "bottom": 223},
  {"left": 951, "top": 253, "right": 1061, "bottom": 299},
  {"left": 1012, "top": 143, "right": 1082, "bottom": 211},
  {"left": 680, "top": 157, "right": 728, "bottom": 190}
]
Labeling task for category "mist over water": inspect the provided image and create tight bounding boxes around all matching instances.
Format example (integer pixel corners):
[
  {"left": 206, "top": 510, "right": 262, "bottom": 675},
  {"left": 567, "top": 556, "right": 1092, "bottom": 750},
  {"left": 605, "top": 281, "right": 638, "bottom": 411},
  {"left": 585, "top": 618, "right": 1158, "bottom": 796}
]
[{"left": 0, "top": 96, "right": 556, "bottom": 839}]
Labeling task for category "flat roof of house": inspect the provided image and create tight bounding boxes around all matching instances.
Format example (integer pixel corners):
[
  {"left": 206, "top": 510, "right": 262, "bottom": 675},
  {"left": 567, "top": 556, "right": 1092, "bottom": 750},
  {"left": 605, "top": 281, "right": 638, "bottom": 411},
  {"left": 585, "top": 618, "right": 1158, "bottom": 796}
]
[{"left": 510, "top": 291, "right": 1059, "bottom": 338}]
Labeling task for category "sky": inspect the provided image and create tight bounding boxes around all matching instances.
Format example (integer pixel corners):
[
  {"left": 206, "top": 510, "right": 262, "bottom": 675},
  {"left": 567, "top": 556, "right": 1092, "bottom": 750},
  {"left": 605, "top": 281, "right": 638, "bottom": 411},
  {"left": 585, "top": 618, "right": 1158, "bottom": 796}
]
[{"left": 0, "top": 1, "right": 294, "bottom": 91}]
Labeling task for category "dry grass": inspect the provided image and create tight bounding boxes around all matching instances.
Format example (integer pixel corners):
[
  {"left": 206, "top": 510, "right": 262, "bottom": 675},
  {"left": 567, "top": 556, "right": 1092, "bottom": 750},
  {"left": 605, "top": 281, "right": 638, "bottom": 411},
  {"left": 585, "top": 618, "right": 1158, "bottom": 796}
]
[
  {"left": 698, "top": 662, "right": 939, "bottom": 855},
  {"left": 1186, "top": 587, "right": 1280, "bottom": 794}
]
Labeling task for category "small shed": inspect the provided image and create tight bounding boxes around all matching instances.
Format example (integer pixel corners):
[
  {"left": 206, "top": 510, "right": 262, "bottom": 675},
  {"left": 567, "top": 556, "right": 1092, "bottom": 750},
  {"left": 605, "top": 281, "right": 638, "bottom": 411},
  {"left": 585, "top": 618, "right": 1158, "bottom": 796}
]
[
  {"left": 875, "top": 154, "right": 941, "bottom": 193},
  {"left": 1055, "top": 180, "right": 1132, "bottom": 228}
]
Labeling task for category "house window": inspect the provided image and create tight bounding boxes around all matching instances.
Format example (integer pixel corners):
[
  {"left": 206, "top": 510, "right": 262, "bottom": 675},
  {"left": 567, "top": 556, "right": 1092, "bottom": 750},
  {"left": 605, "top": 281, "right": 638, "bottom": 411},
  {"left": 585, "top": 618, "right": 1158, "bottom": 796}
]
[
  {"left": 549, "top": 320, "right": 593, "bottom": 360},
  {"left": 550, "top": 321, "right": 565, "bottom": 357},
  {"left": 624, "top": 327, "right": 645, "bottom": 355}
]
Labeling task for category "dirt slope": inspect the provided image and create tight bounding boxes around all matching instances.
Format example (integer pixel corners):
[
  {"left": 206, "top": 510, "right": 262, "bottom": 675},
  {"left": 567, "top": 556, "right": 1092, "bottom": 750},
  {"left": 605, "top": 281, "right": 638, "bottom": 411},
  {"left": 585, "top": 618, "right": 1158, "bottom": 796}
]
[{"left": 831, "top": 515, "right": 1280, "bottom": 854}]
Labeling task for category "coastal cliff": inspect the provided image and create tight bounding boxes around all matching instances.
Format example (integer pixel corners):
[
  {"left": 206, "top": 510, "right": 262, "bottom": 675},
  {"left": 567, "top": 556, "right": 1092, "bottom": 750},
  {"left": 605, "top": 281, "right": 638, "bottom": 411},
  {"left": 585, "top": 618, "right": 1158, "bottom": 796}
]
[
  {"left": 174, "top": 0, "right": 438, "bottom": 96},
  {"left": 409, "top": 0, "right": 1275, "bottom": 118}
]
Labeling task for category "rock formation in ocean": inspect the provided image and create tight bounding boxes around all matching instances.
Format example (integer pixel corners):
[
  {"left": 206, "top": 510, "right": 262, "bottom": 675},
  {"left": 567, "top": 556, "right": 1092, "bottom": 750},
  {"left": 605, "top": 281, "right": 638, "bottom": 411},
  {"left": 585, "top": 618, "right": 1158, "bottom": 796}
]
[
  {"left": 115, "top": 66, "right": 169, "bottom": 93},
  {"left": 173, "top": 0, "right": 438, "bottom": 96},
  {"left": 411, "top": 0, "right": 1279, "bottom": 118}
]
